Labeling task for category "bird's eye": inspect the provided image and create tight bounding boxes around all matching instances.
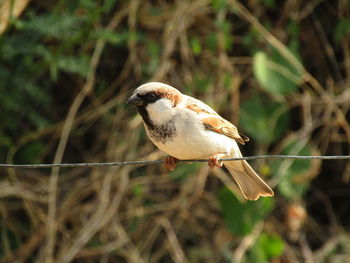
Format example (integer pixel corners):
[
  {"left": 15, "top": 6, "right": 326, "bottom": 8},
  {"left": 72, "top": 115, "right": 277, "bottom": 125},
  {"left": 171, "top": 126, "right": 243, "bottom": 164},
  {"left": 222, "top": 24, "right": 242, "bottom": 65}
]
[{"left": 147, "top": 93, "right": 156, "bottom": 100}]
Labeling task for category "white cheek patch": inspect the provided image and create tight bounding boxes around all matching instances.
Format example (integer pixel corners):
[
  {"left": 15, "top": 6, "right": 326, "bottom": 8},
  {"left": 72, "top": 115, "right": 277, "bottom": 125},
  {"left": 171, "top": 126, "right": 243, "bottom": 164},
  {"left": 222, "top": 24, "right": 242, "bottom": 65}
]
[{"left": 146, "top": 98, "right": 174, "bottom": 125}]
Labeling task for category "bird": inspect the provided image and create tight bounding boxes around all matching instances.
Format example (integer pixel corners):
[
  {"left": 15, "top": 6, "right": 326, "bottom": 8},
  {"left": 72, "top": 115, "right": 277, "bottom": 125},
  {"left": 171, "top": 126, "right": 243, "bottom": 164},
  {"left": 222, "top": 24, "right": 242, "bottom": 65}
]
[{"left": 127, "top": 82, "right": 274, "bottom": 200}]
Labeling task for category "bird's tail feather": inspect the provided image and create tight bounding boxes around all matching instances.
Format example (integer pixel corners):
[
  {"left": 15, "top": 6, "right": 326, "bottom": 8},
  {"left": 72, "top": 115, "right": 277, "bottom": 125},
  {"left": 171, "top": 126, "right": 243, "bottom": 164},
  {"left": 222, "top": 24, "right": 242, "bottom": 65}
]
[{"left": 224, "top": 160, "right": 274, "bottom": 201}]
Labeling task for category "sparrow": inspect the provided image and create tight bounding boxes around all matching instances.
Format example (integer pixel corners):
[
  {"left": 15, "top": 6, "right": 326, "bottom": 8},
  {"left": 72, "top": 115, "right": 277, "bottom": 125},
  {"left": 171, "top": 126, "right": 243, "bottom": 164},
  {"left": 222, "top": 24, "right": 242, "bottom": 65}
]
[{"left": 127, "top": 82, "right": 274, "bottom": 200}]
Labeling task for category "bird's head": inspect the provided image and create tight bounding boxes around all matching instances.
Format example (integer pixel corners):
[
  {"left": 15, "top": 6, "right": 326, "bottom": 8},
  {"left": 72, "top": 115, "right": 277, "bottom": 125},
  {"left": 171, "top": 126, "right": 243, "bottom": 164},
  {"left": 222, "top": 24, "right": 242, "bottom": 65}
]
[{"left": 127, "top": 82, "right": 182, "bottom": 126}]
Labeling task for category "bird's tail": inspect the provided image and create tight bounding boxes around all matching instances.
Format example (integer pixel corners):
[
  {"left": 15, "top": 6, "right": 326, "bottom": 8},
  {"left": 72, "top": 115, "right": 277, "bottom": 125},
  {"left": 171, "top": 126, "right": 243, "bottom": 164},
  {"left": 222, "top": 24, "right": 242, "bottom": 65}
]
[{"left": 224, "top": 160, "right": 274, "bottom": 201}]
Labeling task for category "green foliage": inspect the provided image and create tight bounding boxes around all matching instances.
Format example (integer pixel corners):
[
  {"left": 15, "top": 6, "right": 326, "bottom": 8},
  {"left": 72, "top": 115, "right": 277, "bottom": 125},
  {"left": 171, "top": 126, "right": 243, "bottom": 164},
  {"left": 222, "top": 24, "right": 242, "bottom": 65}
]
[
  {"left": 16, "top": 142, "right": 45, "bottom": 164},
  {"left": 218, "top": 187, "right": 274, "bottom": 236},
  {"left": 194, "top": 75, "right": 213, "bottom": 92},
  {"left": 211, "top": 0, "right": 229, "bottom": 11},
  {"left": 49, "top": 55, "right": 90, "bottom": 80},
  {"left": 170, "top": 163, "right": 202, "bottom": 181},
  {"left": 246, "top": 233, "right": 284, "bottom": 263},
  {"left": 252, "top": 19, "right": 302, "bottom": 95},
  {"left": 253, "top": 49, "right": 302, "bottom": 95},
  {"left": 240, "top": 95, "right": 290, "bottom": 144},
  {"left": 271, "top": 137, "right": 314, "bottom": 199},
  {"left": 132, "top": 184, "right": 144, "bottom": 198},
  {"left": 241, "top": 27, "right": 262, "bottom": 54},
  {"left": 205, "top": 33, "right": 218, "bottom": 52},
  {"left": 0, "top": 12, "right": 88, "bottom": 128},
  {"left": 190, "top": 37, "right": 202, "bottom": 55},
  {"left": 223, "top": 73, "right": 233, "bottom": 90},
  {"left": 93, "top": 29, "right": 130, "bottom": 46},
  {"left": 144, "top": 39, "right": 161, "bottom": 75},
  {"left": 25, "top": 13, "right": 82, "bottom": 40},
  {"left": 0, "top": 229, "right": 22, "bottom": 255},
  {"left": 0, "top": 0, "right": 122, "bottom": 162},
  {"left": 216, "top": 20, "right": 233, "bottom": 51},
  {"left": 334, "top": 18, "right": 350, "bottom": 43},
  {"left": 260, "top": 0, "right": 276, "bottom": 8}
]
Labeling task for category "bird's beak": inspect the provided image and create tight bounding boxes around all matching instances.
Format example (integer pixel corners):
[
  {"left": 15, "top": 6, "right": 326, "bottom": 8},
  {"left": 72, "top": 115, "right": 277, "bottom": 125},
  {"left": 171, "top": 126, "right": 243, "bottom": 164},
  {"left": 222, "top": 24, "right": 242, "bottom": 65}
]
[{"left": 127, "top": 94, "right": 143, "bottom": 106}]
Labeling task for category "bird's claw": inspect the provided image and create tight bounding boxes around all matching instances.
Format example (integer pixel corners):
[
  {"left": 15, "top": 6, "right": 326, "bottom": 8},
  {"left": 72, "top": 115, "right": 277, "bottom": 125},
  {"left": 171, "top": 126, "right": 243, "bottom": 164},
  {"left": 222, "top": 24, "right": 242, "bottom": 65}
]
[
  {"left": 208, "top": 155, "right": 224, "bottom": 168},
  {"left": 164, "top": 157, "right": 178, "bottom": 171}
]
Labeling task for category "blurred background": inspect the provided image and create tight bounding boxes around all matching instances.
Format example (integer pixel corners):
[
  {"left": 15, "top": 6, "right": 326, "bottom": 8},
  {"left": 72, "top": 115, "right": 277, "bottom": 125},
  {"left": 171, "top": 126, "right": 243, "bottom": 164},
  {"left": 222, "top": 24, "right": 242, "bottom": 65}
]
[{"left": 0, "top": 0, "right": 350, "bottom": 262}]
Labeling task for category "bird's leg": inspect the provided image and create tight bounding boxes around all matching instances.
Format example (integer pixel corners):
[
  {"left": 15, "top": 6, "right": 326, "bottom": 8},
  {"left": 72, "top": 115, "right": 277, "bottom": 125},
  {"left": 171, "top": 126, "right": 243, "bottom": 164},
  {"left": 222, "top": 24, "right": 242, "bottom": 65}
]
[
  {"left": 208, "top": 153, "right": 226, "bottom": 168},
  {"left": 164, "top": 156, "right": 178, "bottom": 171}
]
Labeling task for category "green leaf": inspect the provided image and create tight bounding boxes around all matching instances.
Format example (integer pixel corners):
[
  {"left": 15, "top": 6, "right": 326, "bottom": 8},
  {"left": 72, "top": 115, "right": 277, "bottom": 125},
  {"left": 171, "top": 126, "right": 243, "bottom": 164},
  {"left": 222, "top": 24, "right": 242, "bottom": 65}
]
[
  {"left": 133, "top": 185, "right": 144, "bottom": 198},
  {"left": 271, "top": 137, "right": 314, "bottom": 199},
  {"left": 334, "top": 18, "right": 350, "bottom": 43},
  {"left": 247, "top": 233, "right": 284, "bottom": 262},
  {"left": 0, "top": 65, "right": 51, "bottom": 129},
  {"left": 93, "top": 29, "right": 127, "bottom": 45},
  {"left": 16, "top": 142, "right": 45, "bottom": 163},
  {"left": 261, "top": 0, "right": 276, "bottom": 8},
  {"left": 223, "top": 73, "right": 233, "bottom": 90},
  {"left": 240, "top": 95, "right": 290, "bottom": 144},
  {"left": 253, "top": 49, "right": 302, "bottom": 95},
  {"left": 287, "top": 20, "right": 300, "bottom": 39},
  {"left": 2, "top": 228, "right": 23, "bottom": 252},
  {"left": 258, "top": 233, "right": 284, "bottom": 258},
  {"left": 193, "top": 75, "right": 212, "bottom": 92},
  {"left": 55, "top": 55, "right": 89, "bottom": 77},
  {"left": 218, "top": 187, "right": 274, "bottom": 236},
  {"left": 241, "top": 27, "right": 261, "bottom": 54},
  {"left": 215, "top": 20, "right": 233, "bottom": 51},
  {"left": 102, "top": 0, "right": 117, "bottom": 13},
  {"left": 190, "top": 37, "right": 202, "bottom": 55},
  {"left": 205, "top": 33, "right": 217, "bottom": 51},
  {"left": 211, "top": 0, "right": 228, "bottom": 11},
  {"left": 0, "top": 132, "right": 13, "bottom": 147},
  {"left": 143, "top": 40, "right": 161, "bottom": 75},
  {"left": 170, "top": 163, "right": 201, "bottom": 181},
  {"left": 1, "top": 35, "right": 51, "bottom": 59},
  {"left": 25, "top": 13, "right": 82, "bottom": 40}
]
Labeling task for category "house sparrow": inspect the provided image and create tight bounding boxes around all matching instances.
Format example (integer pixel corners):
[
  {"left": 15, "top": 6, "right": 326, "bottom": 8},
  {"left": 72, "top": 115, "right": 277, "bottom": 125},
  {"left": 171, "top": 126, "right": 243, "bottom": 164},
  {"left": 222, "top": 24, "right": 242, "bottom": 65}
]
[{"left": 127, "top": 82, "right": 274, "bottom": 200}]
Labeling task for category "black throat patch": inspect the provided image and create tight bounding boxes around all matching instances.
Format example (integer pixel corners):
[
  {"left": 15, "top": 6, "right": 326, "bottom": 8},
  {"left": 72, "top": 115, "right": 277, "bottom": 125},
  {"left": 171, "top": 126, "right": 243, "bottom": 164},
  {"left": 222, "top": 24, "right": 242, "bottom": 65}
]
[
  {"left": 137, "top": 106, "right": 155, "bottom": 129},
  {"left": 137, "top": 106, "right": 176, "bottom": 143}
]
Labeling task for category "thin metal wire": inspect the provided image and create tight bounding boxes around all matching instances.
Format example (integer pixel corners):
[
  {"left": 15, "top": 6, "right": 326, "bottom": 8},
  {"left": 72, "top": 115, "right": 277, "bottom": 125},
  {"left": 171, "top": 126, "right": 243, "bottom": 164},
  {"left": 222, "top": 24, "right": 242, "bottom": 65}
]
[{"left": 0, "top": 155, "right": 349, "bottom": 169}]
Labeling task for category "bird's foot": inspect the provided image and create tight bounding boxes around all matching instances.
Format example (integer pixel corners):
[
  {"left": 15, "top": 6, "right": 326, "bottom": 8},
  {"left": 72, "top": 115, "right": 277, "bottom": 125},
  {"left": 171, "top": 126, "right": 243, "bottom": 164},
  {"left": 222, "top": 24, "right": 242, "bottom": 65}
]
[
  {"left": 164, "top": 156, "right": 178, "bottom": 171},
  {"left": 208, "top": 154, "right": 224, "bottom": 168}
]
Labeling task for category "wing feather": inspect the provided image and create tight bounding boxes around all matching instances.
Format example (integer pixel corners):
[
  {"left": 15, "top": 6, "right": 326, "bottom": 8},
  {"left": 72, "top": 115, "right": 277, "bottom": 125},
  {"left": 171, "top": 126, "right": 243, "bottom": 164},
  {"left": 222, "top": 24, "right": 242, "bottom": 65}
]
[
  {"left": 202, "top": 116, "right": 248, "bottom": 145},
  {"left": 183, "top": 95, "right": 249, "bottom": 145}
]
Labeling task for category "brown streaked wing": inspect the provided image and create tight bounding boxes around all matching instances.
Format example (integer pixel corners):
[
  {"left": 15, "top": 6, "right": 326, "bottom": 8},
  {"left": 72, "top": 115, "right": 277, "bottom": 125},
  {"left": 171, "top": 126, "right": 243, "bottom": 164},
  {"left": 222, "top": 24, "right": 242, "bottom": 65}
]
[
  {"left": 186, "top": 104, "right": 215, "bottom": 115},
  {"left": 239, "top": 133, "right": 250, "bottom": 142},
  {"left": 202, "top": 116, "right": 246, "bottom": 145},
  {"left": 184, "top": 96, "right": 219, "bottom": 115}
]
